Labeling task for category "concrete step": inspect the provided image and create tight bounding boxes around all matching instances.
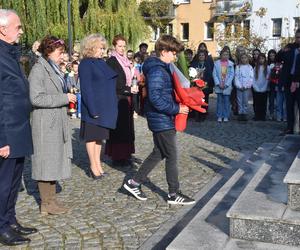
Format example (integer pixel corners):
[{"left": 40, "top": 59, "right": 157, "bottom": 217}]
[
  {"left": 227, "top": 135, "right": 300, "bottom": 246},
  {"left": 167, "top": 169, "right": 244, "bottom": 250},
  {"left": 255, "top": 135, "right": 300, "bottom": 204},
  {"left": 164, "top": 143, "right": 278, "bottom": 250},
  {"left": 284, "top": 150, "right": 300, "bottom": 210}
]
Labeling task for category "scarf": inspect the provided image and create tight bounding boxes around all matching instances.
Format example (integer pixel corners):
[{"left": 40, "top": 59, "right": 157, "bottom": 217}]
[
  {"left": 48, "top": 59, "right": 68, "bottom": 93},
  {"left": 111, "top": 50, "right": 132, "bottom": 86}
]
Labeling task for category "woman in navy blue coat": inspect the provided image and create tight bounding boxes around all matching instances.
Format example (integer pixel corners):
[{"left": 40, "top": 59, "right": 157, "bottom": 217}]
[{"left": 79, "top": 34, "right": 118, "bottom": 179}]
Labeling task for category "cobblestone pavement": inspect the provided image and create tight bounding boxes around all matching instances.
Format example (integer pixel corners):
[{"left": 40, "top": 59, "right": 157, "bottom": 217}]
[{"left": 1, "top": 96, "right": 286, "bottom": 249}]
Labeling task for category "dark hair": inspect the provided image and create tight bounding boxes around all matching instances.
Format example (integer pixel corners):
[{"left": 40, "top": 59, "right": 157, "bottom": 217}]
[
  {"left": 139, "top": 43, "right": 148, "bottom": 49},
  {"left": 38, "top": 35, "right": 66, "bottom": 58},
  {"left": 72, "top": 61, "right": 79, "bottom": 66},
  {"left": 267, "top": 49, "right": 277, "bottom": 64},
  {"left": 184, "top": 48, "right": 193, "bottom": 56},
  {"left": 255, "top": 53, "right": 268, "bottom": 80},
  {"left": 155, "top": 35, "right": 184, "bottom": 55},
  {"left": 127, "top": 49, "right": 134, "bottom": 54},
  {"left": 222, "top": 46, "right": 234, "bottom": 60},
  {"left": 112, "top": 34, "right": 127, "bottom": 46},
  {"left": 220, "top": 46, "right": 230, "bottom": 56},
  {"left": 197, "top": 42, "right": 208, "bottom": 54},
  {"left": 252, "top": 48, "right": 261, "bottom": 56}
]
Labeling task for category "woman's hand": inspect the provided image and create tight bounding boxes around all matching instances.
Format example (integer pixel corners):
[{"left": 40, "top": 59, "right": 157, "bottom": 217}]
[
  {"left": 0, "top": 145, "right": 10, "bottom": 158},
  {"left": 67, "top": 93, "right": 77, "bottom": 103}
]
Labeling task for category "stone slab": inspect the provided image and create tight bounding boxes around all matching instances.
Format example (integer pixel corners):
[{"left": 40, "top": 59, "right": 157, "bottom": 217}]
[
  {"left": 230, "top": 218, "right": 300, "bottom": 246},
  {"left": 167, "top": 169, "right": 244, "bottom": 250},
  {"left": 287, "top": 184, "right": 300, "bottom": 210},
  {"left": 283, "top": 151, "right": 300, "bottom": 184},
  {"left": 225, "top": 237, "right": 300, "bottom": 249},
  {"left": 227, "top": 163, "right": 287, "bottom": 222}
]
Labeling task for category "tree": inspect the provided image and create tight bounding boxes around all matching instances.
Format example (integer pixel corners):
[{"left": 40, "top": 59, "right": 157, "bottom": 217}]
[{"left": 0, "top": 0, "right": 149, "bottom": 50}]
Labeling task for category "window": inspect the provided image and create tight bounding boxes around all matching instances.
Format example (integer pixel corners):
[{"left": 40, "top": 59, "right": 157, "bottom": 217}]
[
  {"left": 173, "top": 0, "right": 190, "bottom": 4},
  {"left": 295, "top": 17, "right": 300, "bottom": 31},
  {"left": 243, "top": 20, "right": 250, "bottom": 36},
  {"left": 181, "top": 23, "right": 189, "bottom": 40},
  {"left": 203, "top": 0, "right": 212, "bottom": 2},
  {"left": 205, "top": 22, "right": 214, "bottom": 40},
  {"left": 167, "top": 24, "right": 173, "bottom": 36},
  {"left": 272, "top": 18, "right": 282, "bottom": 37},
  {"left": 151, "top": 26, "right": 160, "bottom": 41}
]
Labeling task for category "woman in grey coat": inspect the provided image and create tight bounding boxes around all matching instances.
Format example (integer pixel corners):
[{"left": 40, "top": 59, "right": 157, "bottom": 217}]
[{"left": 29, "top": 36, "right": 76, "bottom": 215}]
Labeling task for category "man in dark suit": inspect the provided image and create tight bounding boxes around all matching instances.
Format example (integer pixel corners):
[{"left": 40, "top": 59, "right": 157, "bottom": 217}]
[
  {"left": 278, "top": 29, "right": 300, "bottom": 134},
  {"left": 0, "top": 9, "right": 37, "bottom": 246}
]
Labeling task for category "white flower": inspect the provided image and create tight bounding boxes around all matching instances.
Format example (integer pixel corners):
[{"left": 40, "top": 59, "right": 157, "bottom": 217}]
[{"left": 189, "top": 67, "right": 198, "bottom": 78}]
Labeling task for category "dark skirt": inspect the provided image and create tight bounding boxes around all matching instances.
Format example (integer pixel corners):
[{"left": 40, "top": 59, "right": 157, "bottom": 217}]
[
  {"left": 80, "top": 121, "right": 109, "bottom": 142},
  {"left": 105, "top": 96, "right": 135, "bottom": 160}
]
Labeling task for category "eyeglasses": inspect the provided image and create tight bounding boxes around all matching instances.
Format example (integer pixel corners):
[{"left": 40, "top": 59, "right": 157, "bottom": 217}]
[{"left": 50, "top": 39, "right": 65, "bottom": 46}]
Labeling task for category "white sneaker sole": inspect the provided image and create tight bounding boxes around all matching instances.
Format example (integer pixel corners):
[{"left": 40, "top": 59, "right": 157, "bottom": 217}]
[
  {"left": 167, "top": 200, "right": 196, "bottom": 205},
  {"left": 124, "top": 183, "right": 147, "bottom": 201}
]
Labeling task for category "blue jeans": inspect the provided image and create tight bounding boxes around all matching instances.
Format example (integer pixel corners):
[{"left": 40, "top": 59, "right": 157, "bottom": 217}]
[
  {"left": 76, "top": 93, "right": 81, "bottom": 117},
  {"left": 216, "top": 94, "right": 230, "bottom": 119},
  {"left": 236, "top": 89, "right": 250, "bottom": 114},
  {"left": 276, "top": 90, "right": 286, "bottom": 120}
]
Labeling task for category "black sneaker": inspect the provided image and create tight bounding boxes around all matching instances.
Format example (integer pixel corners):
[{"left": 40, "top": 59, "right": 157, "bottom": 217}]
[
  {"left": 167, "top": 191, "right": 195, "bottom": 205},
  {"left": 123, "top": 179, "right": 147, "bottom": 201}
]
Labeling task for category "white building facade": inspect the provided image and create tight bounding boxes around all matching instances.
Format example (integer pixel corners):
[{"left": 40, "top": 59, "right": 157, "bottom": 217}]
[{"left": 249, "top": 0, "right": 300, "bottom": 50}]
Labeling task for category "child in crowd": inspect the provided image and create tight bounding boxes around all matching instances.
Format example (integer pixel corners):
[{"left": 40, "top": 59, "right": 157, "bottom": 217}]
[
  {"left": 213, "top": 47, "right": 235, "bottom": 122},
  {"left": 234, "top": 54, "right": 254, "bottom": 121},
  {"left": 123, "top": 35, "right": 195, "bottom": 205},
  {"left": 267, "top": 49, "right": 277, "bottom": 120},
  {"left": 67, "top": 61, "right": 81, "bottom": 118},
  {"left": 270, "top": 59, "right": 286, "bottom": 121},
  {"left": 253, "top": 53, "right": 270, "bottom": 121}
]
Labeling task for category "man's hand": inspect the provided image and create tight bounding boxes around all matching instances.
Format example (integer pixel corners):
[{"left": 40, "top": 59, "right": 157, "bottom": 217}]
[
  {"left": 179, "top": 104, "right": 189, "bottom": 114},
  {"left": 0, "top": 145, "right": 10, "bottom": 158}
]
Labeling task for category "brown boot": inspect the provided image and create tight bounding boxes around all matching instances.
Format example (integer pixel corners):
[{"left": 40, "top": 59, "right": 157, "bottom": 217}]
[
  {"left": 49, "top": 182, "right": 70, "bottom": 212},
  {"left": 38, "top": 181, "right": 69, "bottom": 215}
]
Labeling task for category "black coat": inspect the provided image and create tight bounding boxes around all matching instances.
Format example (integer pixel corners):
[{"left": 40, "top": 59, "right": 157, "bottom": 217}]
[
  {"left": 106, "top": 56, "right": 131, "bottom": 97},
  {"left": 0, "top": 39, "right": 33, "bottom": 158},
  {"left": 190, "top": 59, "right": 214, "bottom": 94},
  {"left": 292, "top": 52, "right": 300, "bottom": 82},
  {"left": 277, "top": 44, "right": 299, "bottom": 87},
  {"left": 106, "top": 56, "right": 135, "bottom": 143}
]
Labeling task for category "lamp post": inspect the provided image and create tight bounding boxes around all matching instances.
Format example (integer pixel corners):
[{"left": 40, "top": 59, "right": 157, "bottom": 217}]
[{"left": 67, "top": 0, "right": 73, "bottom": 58}]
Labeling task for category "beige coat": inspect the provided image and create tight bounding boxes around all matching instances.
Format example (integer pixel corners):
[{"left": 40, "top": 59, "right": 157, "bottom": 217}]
[{"left": 29, "top": 57, "right": 72, "bottom": 181}]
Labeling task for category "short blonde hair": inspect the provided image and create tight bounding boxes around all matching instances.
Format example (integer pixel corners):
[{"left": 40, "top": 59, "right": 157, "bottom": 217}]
[{"left": 80, "top": 34, "right": 106, "bottom": 58}]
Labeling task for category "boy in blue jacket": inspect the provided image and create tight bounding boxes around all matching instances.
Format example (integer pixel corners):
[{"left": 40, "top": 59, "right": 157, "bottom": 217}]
[{"left": 123, "top": 35, "right": 195, "bottom": 205}]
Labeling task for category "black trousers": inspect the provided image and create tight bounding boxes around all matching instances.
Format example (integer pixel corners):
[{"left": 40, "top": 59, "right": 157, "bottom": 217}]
[
  {"left": 253, "top": 91, "right": 268, "bottom": 120},
  {"left": 285, "top": 86, "right": 300, "bottom": 132},
  {"left": 134, "top": 129, "right": 179, "bottom": 194},
  {"left": 0, "top": 157, "right": 24, "bottom": 233},
  {"left": 132, "top": 93, "right": 140, "bottom": 113}
]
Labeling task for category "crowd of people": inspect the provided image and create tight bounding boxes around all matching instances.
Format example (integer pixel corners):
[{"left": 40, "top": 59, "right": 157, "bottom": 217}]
[
  {"left": 1, "top": 8, "right": 300, "bottom": 247},
  {"left": 186, "top": 36, "right": 300, "bottom": 129}
]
